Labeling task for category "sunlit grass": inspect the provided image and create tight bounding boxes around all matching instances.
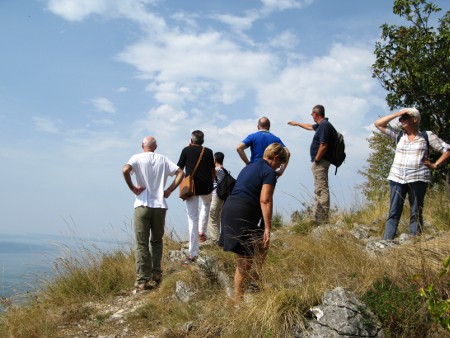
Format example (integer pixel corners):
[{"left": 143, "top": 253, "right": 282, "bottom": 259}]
[{"left": 0, "top": 185, "right": 449, "bottom": 337}]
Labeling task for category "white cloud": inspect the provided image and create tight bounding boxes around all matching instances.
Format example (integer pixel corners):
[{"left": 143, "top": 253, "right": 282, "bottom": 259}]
[
  {"left": 213, "top": 0, "right": 311, "bottom": 32},
  {"left": 268, "top": 30, "right": 298, "bottom": 49},
  {"left": 255, "top": 43, "right": 379, "bottom": 122},
  {"left": 261, "top": 0, "right": 309, "bottom": 13},
  {"left": 119, "top": 31, "right": 274, "bottom": 82},
  {"left": 171, "top": 12, "right": 199, "bottom": 30},
  {"left": 90, "top": 97, "right": 116, "bottom": 114},
  {"left": 117, "top": 32, "right": 275, "bottom": 108},
  {"left": 46, "top": 0, "right": 111, "bottom": 21},
  {"left": 32, "top": 116, "right": 61, "bottom": 133},
  {"left": 214, "top": 12, "right": 259, "bottom": 31},
  {"left": 46, "top": 0, "right": 166, "bottom": 32},
  {"left": 116, "top": 86, "right": 128, "bottom": 93}
]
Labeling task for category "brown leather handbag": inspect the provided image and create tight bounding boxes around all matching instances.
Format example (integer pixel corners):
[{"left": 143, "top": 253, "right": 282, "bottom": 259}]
[{"left": 179, "top": 147, "right": 204, "bottom": 200}]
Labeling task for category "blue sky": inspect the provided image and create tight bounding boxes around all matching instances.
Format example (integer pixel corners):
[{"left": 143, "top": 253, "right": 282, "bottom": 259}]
[{"left": 1, "top": 0, "right": 448, "bottom": 240}]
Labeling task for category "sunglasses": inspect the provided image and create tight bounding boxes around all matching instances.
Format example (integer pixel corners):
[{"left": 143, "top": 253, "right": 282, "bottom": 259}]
[{"left": 399, "top": 114, "right": 411, "bottom": 122}]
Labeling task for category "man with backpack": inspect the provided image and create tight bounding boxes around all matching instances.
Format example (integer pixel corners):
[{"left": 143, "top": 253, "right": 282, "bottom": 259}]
[
  {"left": 288, "top": 104, "right": 339, "bottom": 224},
  {"left": 374, "top": 108, "right": 450, "bottom": 240},
  {"left": 207, "top": 152, "right": 235, "bottom": 242}
]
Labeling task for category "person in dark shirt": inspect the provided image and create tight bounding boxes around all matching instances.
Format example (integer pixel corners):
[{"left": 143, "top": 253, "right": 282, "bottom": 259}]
[
  {"left": 288, "top": 104, "right": 337, "bottom": 223},
  {"left": 177, "top": 130, "right": 215, "bottom": 264},
  {"left": 207, "top": 152, "right": 227, "bottom": 242},
  {"left": 221, "top": 143, "right": 288, "bottom": 303}
]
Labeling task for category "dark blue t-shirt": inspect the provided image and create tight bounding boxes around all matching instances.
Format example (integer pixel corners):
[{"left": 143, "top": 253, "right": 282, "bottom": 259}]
[
  {"left": 242, "top": 130, "right": 286, "bottom": 163},
  {"left": 310, "top": 119, "right": 336, "bottom": 162},
  {"left": 231, "top": 158, "right": 277, "bottom": 206}
]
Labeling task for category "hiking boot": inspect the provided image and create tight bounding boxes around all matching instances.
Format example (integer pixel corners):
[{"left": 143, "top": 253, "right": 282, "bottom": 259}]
[
  {"left": 152, "top": 273, "right": 162, "bottom": 285},
  {"left": 135, "top": 280, "right": 157, "bottom": 291}
]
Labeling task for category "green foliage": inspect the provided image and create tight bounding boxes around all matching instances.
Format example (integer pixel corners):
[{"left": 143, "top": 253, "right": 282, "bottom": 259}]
[
  {"left": 289, "top": 210, "right": 316, "bottom": 235},
  {"left": 272, "top": 211, "right": 284, "bottom": 229},
  {"left": 363, "top": 276, "right": 430, "bottom": 336},
  {"left": 372, "top": 0, "right": 450, "bottom": 139},
  {"left": 420, "top": 256, "right": 450, "bottom": 331},
  {"left": 358, "top": 131, "right": 395, "bottom": 201}
]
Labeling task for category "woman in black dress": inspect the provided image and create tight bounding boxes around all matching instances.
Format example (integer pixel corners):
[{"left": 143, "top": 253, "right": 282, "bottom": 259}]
[{"left": 221, "top": 143, "right": 288, "bottom": 302}]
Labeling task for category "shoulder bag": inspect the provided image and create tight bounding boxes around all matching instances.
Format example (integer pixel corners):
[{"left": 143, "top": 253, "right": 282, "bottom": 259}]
[{"left": 179, "top": 147, "right": 205, "bottom": 200}]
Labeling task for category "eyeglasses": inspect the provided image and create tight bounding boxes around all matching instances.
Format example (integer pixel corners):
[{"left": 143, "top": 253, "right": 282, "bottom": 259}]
[{"left": 399, "top": 114, "right": 411, "bottom": 122}]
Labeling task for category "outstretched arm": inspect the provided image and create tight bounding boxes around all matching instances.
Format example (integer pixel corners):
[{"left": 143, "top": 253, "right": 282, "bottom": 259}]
[{"left": 287, "top": 121, "right": 314, "bottom": 131}]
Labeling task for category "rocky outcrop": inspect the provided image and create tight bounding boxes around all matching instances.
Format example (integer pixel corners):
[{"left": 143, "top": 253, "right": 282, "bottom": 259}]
[{"left": 299, "top": 287, "right": 383, "bottom": 338}]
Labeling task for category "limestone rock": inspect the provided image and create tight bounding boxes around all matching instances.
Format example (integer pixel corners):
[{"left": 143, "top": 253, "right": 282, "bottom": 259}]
[{"left": 299, "top": 287, "right": 383, "bottom": 338}]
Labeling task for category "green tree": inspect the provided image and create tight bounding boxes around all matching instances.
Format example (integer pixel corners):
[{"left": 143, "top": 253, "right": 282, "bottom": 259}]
[
  {"left": 373, "top": 0, "right": 450, "bottom": 137},
  {"left": 358, "top": 131, "right": 395, "bottom": 201},
  {"left": 362, "top": 0, "right": 450, "bottom": 199}
]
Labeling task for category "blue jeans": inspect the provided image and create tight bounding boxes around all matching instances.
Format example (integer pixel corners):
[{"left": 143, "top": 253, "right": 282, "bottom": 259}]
[{"left": 384, "top": 180, "right": 427, "bottom": 240}]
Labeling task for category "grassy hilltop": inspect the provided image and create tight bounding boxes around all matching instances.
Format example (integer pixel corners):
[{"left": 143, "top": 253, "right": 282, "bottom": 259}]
[{"left": 0, "top": 186, "right": 449, "bottom": 337}]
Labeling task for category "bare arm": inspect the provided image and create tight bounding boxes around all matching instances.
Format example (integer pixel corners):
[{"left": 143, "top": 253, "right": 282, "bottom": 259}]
[
  {"left": 315, "top": 143, "right": 328, "bottom": 162},
  {"left": 164, "top": 168, "right": 184, "bottom": 198},
  {"left": 374, "top": 108, "right": 409, "bottom": 133},
  {"left": 424, "top": 150, "right": 450, "bottom": 170},
  {"left": 260, "top": 183, "right": 274, "bottom": 250},
  {"left": 122, "top": 164, "right": 145, "bottom": 195},
  {"left": 236, "top": 142, "right": 250, "bottom": 165},
  {"left": 288, "top": 121, "right": 314, "bottom": 131}
]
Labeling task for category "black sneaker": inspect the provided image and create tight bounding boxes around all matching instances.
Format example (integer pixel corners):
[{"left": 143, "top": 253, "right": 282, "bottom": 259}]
[
  {"left": 247, "top": 281, "right": 261, "bottom": 293},
  {"left": 152, "top": 273, "right": 162, "bottom": 285},
  {"left": 135, "top": 280, "right": 156, "bottom": 291}
]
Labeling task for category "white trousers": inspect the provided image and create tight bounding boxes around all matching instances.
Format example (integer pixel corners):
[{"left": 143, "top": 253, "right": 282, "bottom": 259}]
[{"left": 185, "top": 193, "right": 212, "bottom": 257}]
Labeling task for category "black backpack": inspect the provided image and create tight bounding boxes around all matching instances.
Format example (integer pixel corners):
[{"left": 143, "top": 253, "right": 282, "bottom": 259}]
[
  {"left": 328, "top": 131, "right": 346, "bottom": 175},
  {"left": 216, "top": 169, "right": 236, "bottom": 200}
]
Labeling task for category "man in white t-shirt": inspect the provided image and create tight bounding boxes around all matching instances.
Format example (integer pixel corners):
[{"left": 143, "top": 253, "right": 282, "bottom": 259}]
[{"left": 122, "top": 136, "right": 184, "bottom": 290}]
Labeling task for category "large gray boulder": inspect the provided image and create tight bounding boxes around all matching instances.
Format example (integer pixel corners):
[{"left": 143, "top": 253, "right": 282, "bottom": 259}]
[{"left": 299, "top": 287, "right": 383, "bottom": 338}]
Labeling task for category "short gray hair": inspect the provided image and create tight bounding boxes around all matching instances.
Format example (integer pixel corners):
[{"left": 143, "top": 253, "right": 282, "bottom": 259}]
[
  {"left": 191, "top": 130, "right": 204, "bottom": 145},
  {"left": 407, "top": 107, "right": 421, "bottom": 124}
]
